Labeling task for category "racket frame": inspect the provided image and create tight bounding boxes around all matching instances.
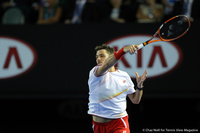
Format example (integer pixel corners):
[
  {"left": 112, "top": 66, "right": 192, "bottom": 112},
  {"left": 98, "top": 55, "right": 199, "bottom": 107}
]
[{"left": 137, "top": 15, "right": 191, "bottom": 50}]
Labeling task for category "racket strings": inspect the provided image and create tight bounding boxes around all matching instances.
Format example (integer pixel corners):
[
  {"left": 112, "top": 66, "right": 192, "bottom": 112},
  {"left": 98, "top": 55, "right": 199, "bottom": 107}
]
[{"left": 160, "top": 16, "right": 190, "bottom": 40}]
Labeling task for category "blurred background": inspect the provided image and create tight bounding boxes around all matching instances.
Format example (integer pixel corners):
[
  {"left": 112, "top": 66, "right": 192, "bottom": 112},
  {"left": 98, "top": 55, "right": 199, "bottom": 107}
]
[{"left": 0, "top": 0, "right": 200, "bottom": 133}]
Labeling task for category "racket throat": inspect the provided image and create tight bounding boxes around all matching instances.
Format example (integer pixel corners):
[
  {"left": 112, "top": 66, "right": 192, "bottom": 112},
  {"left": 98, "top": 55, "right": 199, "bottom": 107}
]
[{"left": 143, "top": 42, "right": 148, "bottom": 46}]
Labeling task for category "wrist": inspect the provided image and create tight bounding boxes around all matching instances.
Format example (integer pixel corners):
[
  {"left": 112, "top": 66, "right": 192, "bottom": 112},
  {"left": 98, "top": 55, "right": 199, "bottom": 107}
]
[
  {"left": 114, "top": 47, "right": 125, "bottom": 60},
  {"left": 136, "top": 86, "right": 143, "bottom": 91}
]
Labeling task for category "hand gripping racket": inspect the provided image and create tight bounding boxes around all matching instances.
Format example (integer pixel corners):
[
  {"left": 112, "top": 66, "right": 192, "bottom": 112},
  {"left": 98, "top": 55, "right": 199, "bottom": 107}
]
[{"left": 136, "top": 15, "right": 191, "bottom": 50}]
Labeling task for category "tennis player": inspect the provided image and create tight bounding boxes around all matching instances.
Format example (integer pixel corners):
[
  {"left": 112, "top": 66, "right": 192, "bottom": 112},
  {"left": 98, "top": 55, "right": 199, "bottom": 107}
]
[{"left": 88, "top": 44, "right": 147, "bottom": 133}]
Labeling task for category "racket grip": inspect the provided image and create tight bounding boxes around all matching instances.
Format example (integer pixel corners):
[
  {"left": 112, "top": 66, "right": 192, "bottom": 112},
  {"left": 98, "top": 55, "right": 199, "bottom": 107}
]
[{"left": 137, "top": 43, "right": 144, "bottom": 50}]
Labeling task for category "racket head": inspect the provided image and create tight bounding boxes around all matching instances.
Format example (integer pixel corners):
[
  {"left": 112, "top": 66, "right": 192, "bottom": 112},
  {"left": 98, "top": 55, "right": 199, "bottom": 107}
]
[{"left": 158, "top": 15, "right": 191, "bottom": 41}]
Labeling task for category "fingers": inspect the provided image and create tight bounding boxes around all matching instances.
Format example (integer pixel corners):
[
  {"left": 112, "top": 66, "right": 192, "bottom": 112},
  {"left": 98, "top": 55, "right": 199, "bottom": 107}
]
[
  {"left": 135, "top": 70, "right": 148, "bottom": 81},
  {"left": 135, "top": 70, "right": 147, "bottom": 88},
  {"left": 135, "top": 45, "right": 139, "bottom": 49},
  {"left": 129, "top": 45, "right": 138, "bottom": 55},
  {"left": 142, "top": 69, "right": 148, "bottom": 77},
  {"left": 136, "top": 70, "right": 147, "bottom": 77},
  {"left": 141, "top": 70, "right": 147, "bottom": 81},
  {"left": 135, "top": 72, "right": 139, "bottom": 78},
  {"left": 141, "top": 74, "right": 147, "bottom": 81}
]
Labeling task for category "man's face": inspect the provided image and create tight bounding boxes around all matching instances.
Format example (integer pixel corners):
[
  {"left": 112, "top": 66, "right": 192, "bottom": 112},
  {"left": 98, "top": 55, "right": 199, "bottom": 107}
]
[{"left": 96, "top": 49, "right": 109, "bottom": 65}]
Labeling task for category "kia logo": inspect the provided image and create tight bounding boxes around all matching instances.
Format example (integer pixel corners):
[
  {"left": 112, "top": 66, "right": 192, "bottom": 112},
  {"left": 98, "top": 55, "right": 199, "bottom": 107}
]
[
  {"left": 0, "top": 36, "right": 37, "bottom": 80},
  {"left": 106, "top": 35, "right": 182, "bottom": 78}
]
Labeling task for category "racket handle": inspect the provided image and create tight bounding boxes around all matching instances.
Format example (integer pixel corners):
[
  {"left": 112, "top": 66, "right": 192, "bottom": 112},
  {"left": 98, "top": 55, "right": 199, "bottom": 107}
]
[{"left": 137, "top": 43, "right": 144, "bottom": 50}]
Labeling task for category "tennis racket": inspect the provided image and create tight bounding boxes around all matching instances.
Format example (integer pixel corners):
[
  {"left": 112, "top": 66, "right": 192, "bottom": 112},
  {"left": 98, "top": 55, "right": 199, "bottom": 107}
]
[{"left": 136, "top": 15, "right": 191, "bottom": 50}]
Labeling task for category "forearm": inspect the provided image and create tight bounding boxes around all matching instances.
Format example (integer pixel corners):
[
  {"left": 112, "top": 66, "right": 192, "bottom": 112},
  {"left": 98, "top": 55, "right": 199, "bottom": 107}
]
[
  {"left": 128, "top": 90, "right": 143, "bottom": 104},
  {"left": 134, "top": 90, "right": 143, "bottom": 103},
  {"left": 130, "top": 69, "right": 147, "bottom": 104},
  {"left": 95, "top": 53, "right": 119, "bottom": 76},
  {"left": 95, "top": 47, "right": 125, "bottom": 76},
  {"left": 103, "top": 54, "right": 118, "bottom": 69},
  {"left": 95, "top": 45, "right": 138, "bottom": 76}
]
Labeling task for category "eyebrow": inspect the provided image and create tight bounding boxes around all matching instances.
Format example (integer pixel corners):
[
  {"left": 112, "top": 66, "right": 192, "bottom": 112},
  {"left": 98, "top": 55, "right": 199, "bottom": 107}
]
[
  {"left": 96, "top": 54, "right": 104, "bottom": 57},
  {"left": 96, "top": 54, "right": 103, "bottom": 56}
]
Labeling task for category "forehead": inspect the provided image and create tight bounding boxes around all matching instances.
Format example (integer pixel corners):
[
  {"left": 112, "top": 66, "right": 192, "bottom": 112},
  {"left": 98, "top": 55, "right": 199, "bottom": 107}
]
[{"left": 96, "top": 49, "right": 109, "bottom": 55}]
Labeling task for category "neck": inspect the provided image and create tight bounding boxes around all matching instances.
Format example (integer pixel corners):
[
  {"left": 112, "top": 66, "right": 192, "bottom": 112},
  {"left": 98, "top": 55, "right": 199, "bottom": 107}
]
[{"left": 108, "top": 66, "right": 116, "bottom": 72}]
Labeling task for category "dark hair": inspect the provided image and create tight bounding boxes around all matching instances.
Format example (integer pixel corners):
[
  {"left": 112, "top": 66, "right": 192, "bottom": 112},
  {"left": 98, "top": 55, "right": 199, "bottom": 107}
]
[{"left": 95, "top": 44, "right": 115, "bottom": 55}]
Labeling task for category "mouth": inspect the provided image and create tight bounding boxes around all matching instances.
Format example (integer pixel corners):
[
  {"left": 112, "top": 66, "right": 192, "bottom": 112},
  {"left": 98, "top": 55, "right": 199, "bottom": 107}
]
[{"left": 97, "top": 62, "right": 103, "bottom": 65}]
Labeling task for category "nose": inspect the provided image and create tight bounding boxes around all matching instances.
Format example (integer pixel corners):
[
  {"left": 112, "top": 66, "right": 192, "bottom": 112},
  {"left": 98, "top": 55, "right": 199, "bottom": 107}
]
[
  {"left": 96, "top": 57, "right": 100, "bottom": 61},
  {"left": 96, "top": 57, "right": 101, "bottom": 63}
]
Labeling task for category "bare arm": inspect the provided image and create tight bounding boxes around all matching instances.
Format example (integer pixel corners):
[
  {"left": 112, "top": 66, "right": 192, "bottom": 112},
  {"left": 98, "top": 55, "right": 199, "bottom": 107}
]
[
  {"left": 128, "top": 70, "right": 147, "bottom": 104},
  {"left": 37, "top": 7, "right": 62, "bottom": 24},
  {"left": 45, "top": 7, "right": 62, "bottom": 23},
  {"left": 128, "top": 90, "right": 143, "bottom": 104},
  {"left": 95, "top": 45, "right": 139, "bottom": 76},
  {"left": 95, "top": 54, "right": 118, "bottom": 76}
]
